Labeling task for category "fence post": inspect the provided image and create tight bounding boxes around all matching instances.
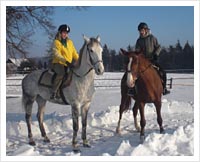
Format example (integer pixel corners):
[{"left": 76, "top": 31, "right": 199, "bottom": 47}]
[{"left": 169, "top": 78, "right": 173, "bottom": 89}]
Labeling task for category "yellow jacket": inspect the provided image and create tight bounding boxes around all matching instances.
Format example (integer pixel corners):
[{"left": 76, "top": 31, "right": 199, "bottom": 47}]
[{"left": 52, "top": 38, "right": 79, "bottom": 66}]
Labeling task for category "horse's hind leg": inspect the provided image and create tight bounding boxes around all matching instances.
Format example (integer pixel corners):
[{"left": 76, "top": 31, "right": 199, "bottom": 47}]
[
  {"left": 154, "top": 101, "right": 165, "bottom": 133},
  {"left": 116, "top": 96, "right": 130, "bottom": 134},
  {"left": 71, "top": 104, "right": 80, "bottom": 151},
  {"left": 36, "top": 95, "right": 50, "bottom": 143},
  {"left": 23, "top": 94, "right": 35, "bottom": 145}
]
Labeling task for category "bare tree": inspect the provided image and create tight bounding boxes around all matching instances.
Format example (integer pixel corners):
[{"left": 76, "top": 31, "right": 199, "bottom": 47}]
[{"left": 6, "top": 6, "right": 55, "bottom": 58}]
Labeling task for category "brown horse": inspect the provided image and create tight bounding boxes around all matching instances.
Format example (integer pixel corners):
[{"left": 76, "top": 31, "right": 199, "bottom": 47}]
[{"left": 116, "top": 49, "right": 165, "bottom": 141}]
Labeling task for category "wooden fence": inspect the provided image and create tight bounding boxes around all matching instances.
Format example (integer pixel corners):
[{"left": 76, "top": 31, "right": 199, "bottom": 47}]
[{"left": 6, "top": 77, "right": 193, "bottom": 88}]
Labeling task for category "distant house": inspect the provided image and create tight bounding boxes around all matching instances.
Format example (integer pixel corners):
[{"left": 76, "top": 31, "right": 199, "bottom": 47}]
[
  {"left": 6, "top": 57, "right": 51, "bottom": 74},
  {"left": 6, "top": 58, "right": 29, "bottom": 74}
]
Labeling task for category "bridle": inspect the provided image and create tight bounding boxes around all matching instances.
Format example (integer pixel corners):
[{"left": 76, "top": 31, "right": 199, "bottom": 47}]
[
  {"left": 127, "top": 56, "right": 152, "bottom": 79},
  {"left": 72, "top": 44, "right": 103, "bottom": 78},
  {"left": 87, "top": 45, "right": 103, "bottom": 68}
]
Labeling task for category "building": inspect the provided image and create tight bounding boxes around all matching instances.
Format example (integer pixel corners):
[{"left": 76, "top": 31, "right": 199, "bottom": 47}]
[{"left": 6, "top": 56, "right": 51, "bottom": 74}]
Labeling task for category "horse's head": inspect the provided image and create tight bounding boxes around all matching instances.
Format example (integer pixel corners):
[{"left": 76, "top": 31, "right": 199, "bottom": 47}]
[
  {"left": 120, "top": 48, "right": 140, "bottom": 88},
  {"left": 83, "top": 35, "right": 104, "bottom": 75}
]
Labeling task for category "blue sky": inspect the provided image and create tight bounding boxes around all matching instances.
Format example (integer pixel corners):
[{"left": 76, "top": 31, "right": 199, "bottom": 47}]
[{"left": 31, "top": 6, "right": 194, "bottom": 57}]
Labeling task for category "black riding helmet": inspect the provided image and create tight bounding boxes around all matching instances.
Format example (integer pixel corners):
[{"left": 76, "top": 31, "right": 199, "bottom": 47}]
[
  {"left": 138, "top": 22, "right": 149, "bottom": 31},
  {"left": 58, "top": 24, "right": 70, "bottom": 33}
]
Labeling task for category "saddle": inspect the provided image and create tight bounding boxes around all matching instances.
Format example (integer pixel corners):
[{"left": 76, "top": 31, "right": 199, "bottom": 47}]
[{"left": 38, "top": 69, "right": 73, "bottom": 105}]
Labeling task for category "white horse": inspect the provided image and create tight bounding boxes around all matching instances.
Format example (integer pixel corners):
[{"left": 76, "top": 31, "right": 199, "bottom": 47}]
[{"left": 22, "top": 35, "right": 104, "bottom": 152}]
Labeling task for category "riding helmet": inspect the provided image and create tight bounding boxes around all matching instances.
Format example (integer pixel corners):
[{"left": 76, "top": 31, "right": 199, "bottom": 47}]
[
  {"left": 58, "top": 24, "right": 70, "bottom": 33},
  {"left": 138, "top": 22, "right": 149, "bottom": 31}
]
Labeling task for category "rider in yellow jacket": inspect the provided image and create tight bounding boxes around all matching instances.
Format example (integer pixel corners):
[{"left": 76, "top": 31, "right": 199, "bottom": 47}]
[
  {"left": 52, "top": 36, "right": 79, "bottom": 66},
  {"left": 51, "top": 24, "right": 79, "bottom": 99}
]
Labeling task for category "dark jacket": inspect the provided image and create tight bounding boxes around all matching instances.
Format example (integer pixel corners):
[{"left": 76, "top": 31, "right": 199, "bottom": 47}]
[{"left": 135, "top": 34, "right": 161, "bottom": 60}]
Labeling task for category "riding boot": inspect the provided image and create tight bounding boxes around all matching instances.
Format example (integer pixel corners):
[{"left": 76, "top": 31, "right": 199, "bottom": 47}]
[
  {"left": 162, "top": 78, "right": 170, "bottom": 95},
  {"left": 163, "top": 87, "right": 170, "bottom": 95},
  {"left": 156, "top": 65, "right": 170, "bottom": 95},
  {"left": 50, "top": 92, "right": 57, "bottom": 99},
  {"left": 51, "top": 77, "right": 63, "bottom": 100}
]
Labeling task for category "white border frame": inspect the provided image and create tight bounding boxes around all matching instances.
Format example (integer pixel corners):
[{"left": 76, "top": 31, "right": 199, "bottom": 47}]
[{"left": 1, "top": 1, "right": 199, "bottom": 161}]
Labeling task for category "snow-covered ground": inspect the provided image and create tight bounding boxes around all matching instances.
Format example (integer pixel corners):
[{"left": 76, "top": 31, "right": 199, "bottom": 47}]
[{"left": 3, "top": 72, "right": 199, "bottom": 159}]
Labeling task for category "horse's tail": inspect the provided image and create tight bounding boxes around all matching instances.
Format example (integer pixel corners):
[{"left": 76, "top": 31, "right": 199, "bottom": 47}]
[{"left": 121, "top": 72, "right": 132, "bottom": 112}]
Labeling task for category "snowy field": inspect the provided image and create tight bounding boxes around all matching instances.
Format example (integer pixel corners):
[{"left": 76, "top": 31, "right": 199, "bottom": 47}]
[{"left": 4, "top": 72, "right": 198, "bottom": 159}]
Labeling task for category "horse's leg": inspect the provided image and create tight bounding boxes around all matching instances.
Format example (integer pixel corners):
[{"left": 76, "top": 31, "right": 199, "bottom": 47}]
[
  {"left": 23, "top": 95, "right": 35, "bottom": 145},
  {"left": 116, "top": 104, "right": 123, "bottom": 134},
  {"left": 132, "top": 101, "right": 140, "bottom": 132},
  {"left": 139, "top": 102, "right": 146, "bottom": 140},
  {"left": 154, "top": 100, "right": 165, "bottom": 133},
  {"left": 36, "top": 95, "right": 50, "bottom": 143},
  {"left": 116, "top": 73, "right": 131, "bottom": 134},
  {"left": 71, "top": 104, "right": 80, "bottom": 151},
  {"left": 81, "top": 101, "right": 91, "bottom": 147}
]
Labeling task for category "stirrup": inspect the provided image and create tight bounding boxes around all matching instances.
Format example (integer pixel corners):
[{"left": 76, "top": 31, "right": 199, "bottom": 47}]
[{"left": 50, "top": 93, "right": 57, "bottom": 99}]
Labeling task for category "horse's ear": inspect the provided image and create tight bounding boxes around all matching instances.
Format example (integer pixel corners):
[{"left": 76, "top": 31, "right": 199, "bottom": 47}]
[
  {"left": 96, "top": 35, "right": 100, "bottom": 42},
  {"left": 83, "top": 34, "right": 90, "bottom": 44},
  {"left": 120, "top": 48, "right": 128, "bottom": 56}
]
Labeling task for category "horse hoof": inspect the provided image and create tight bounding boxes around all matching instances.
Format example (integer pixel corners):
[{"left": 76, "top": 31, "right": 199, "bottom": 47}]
[
  {"left": 73, "top": 148, "right": 81, "bottom": 154},
  {"left": 29, "top": 141, "right": 36, "bottom": 146},
  {"left": 83, "top": 139, "right": 91, "bottom": 148},
  {"left": 116, "top": 127, "right": 121, "bottom": 135},
  {"left": 140, "top": 135, "right": 145, "bottom": 144},
  {"left": 73, "top": 144, "right": 81, "bottom": 153},
  {"left": 83, "top": 143, "right": 91, "bottom": 148},
  {"left": 43, "top": 136, "right": 50, "bottom": 143},
  {"left": 160, "top": 128, "right": 165, "bottom": 134}
]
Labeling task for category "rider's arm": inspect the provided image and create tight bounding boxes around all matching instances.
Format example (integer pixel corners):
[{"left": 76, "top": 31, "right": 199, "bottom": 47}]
[
  {"left": 69, "top": 40, "right": 79, "bottom": 61},
  {"left": 53, "top": 40, "right": 66, "bottom": 63},
  {"left": 153, "top": 36, "right": 161, "bottom": 56}
]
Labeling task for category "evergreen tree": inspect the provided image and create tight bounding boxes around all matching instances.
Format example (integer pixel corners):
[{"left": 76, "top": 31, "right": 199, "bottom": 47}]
[{"left": 102, "top": 44, "right": 110, "bottom": 71}]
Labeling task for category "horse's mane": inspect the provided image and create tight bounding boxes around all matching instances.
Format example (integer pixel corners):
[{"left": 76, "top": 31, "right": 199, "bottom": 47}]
[
  {"left": 77, "top": 37, "right": 100, "bottom": 68},
  {"left": 77, "top": 41, "right": 87, "bottom": 67}
]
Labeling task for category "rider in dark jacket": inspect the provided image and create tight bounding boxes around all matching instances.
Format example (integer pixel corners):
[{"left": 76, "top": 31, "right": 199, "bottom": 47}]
[{"left": 128, "top": 22, "right": 170, "bottom": 96}]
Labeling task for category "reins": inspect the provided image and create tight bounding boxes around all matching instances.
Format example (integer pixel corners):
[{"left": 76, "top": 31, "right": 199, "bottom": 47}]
[
  {"left": 127, "top": 56, "right": 153, "bottom": 79},
  {"left": 72, "top": 44, "right": 102, "bottom": 78}
]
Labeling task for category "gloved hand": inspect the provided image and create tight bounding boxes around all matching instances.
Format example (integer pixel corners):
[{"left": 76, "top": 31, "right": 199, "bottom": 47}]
[{"left": 65, "top": 61, "right": 73, "bottom": 68}]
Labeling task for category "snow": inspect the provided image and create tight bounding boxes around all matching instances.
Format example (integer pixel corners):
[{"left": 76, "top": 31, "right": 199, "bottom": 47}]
[{"left": 2, "top": 72, "right": 199, "bottom": 160}]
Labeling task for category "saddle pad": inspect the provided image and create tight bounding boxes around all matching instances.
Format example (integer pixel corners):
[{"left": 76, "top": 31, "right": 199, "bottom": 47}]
[
  {"left": 38, "top": 69, "right": 72, "bottom": 105},
  {"left": 38, "top": 70, "right": 55, "bottom": 88}
]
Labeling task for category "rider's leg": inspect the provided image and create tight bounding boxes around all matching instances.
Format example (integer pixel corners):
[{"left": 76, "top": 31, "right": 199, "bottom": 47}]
[
  {"left": 51, "top": 63, "right": 65, "bottom": 99},
  {"left": 154, "top": 63, "right": 170, "bottom": 95}
]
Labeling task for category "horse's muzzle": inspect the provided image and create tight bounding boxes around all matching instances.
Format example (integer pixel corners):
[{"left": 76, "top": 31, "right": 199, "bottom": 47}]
[
  {"left": 127, "top": 73, "right": 137, "bottom": 88},
  {"left": 95, "top": 62, "right": 104, "bottom": 75}
]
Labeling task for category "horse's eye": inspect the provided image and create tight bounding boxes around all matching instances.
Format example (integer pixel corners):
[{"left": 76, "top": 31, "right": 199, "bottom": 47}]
[{"left": 90, "top": 49, "right": 93, "bottom": 53}]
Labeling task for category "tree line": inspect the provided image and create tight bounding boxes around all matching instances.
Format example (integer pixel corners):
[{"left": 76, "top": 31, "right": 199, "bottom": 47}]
[
  {"left": 102, "top": 40, "right": 194, "bottom": 72},
  {"left": 6, "top": 6, "right": 194, "bottom": 72}
]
